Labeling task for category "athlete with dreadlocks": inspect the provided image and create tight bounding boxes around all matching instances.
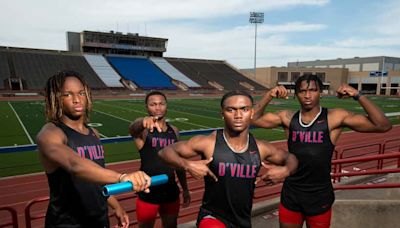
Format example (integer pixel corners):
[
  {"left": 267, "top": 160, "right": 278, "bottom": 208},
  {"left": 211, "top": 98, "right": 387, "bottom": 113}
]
[
  {"left": 159, "top": 90, "right": 298, "bottom": 228},
  {"left": 37, "top": 70, "right": 151, "bottom": 228},
  {"left": 251, "top": 75, "right": 392, "bottom": 228}
]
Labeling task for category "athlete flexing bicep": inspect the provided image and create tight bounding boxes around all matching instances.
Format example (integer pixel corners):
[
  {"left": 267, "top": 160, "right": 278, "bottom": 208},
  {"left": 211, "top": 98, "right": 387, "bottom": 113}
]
[
  {"left": 327, "top": 84, "right": 392, "bottom": 144},
  {"left": 252, "top": 86, "right": 295, "bottom": 134}
]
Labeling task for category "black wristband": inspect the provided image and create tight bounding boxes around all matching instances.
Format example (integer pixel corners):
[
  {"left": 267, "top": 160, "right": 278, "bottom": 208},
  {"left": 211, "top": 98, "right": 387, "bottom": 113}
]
[{"left": 353, "top": 91, "right": 363, "bottom": 101}]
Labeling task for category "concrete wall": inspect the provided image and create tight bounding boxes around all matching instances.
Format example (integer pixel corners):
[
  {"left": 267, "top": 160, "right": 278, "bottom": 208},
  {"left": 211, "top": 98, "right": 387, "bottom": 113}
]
[
  {"left": 331, "top": 200, "right": 400, "bottom": 228},
  {"left": 331, "top": 173, "right": 400, "bottom": 228}
]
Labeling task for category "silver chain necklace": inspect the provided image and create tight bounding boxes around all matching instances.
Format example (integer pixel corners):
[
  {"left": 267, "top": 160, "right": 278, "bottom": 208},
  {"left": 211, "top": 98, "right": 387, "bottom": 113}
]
[
  {"left": 222, "top": 130, "right": 249, "bottom": 153},
  {"left": 299, "top": 106, "right": 322, "bottom": 128}
]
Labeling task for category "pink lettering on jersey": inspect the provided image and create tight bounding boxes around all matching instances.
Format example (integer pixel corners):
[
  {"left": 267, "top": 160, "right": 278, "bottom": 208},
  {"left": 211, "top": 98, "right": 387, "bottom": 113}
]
[
  {"left": 292, "top": 131, "right": 324, "bottom": 144},
  {"left": 152, "top": 138, "right": 158, "bottom": 147},
  {"left": 219, "top": 163, "right": 226, "bottom": 176},
  {"left": 151, "top": 137, "right": 176, "bottom": 148},
  {"left": 77, "top": 147, "right": 85, "bottom": 158},
  {"left": 219, "top": 162, "right": 257, "bottom": 178},
  {"left": 230, "top": 163, "right": 237, "bottom": 176},
  {"left": 292, "top": 131, "right": 297, "bottom": 141},
  {"left": 76, "top": 145, "right": 105, "bottom": 160}
]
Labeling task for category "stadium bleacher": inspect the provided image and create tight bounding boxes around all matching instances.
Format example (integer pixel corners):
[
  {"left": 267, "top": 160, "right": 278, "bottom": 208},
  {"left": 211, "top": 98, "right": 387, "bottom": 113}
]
[
  {"left": 0, "top": 48, "right": 107, "bottom": 90},
  {"left": 149, "top": 57, "right": 201, "bottom": 88},
  {"left": 166, "top": 58, "right": 265, "bottom": 90},
  {"left": 0, "top": 46, "right": 265, "bottom": 92},
  {"left": 0, "top": 51, "right": 11, "bottom": 89},
  {"left": 84, "top": 54, "right": 124, "bottom": 88},
  {"left": 106, "top": 55, "right": 176, "bottom": 90}
]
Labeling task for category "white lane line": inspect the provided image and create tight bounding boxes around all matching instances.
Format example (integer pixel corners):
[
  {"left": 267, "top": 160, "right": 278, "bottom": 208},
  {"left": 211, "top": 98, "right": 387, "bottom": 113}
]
[{"left": 8, "top": 102, "right": 34, "bottom": 144}]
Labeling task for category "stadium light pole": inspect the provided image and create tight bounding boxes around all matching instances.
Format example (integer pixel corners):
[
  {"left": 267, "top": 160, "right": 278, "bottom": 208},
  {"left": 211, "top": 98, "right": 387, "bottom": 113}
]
[{"left": 249, "top": 12, "right": 264, "bottom": 80}]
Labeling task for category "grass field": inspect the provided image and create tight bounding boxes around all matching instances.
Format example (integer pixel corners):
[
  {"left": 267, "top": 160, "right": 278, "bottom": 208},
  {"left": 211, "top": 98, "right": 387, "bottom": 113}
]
[{"left": 0, "top": 95, "right": 399, "bottom": 177}]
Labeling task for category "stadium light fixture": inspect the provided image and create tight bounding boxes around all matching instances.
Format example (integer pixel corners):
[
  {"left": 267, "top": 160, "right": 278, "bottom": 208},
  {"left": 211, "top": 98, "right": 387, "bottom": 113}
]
[{"left": 249, "top": 12, "right": 264, "bottom": 80}]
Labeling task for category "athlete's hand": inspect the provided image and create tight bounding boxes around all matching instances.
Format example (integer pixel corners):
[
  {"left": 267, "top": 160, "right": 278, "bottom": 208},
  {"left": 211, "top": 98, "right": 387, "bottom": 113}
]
[
  {"left": 186, "top": 158, "right": 218, "bottom": 182},
  {"left": 113, "top": 207, "right": 129, "bottom": 228},
  {"left": 336, "top": 84, "right": 359, "bottom": 99},
  {"left": 182, "top": 189, "right": 191, "bottom": 208},
  {"left": 143, "top": 116, "right": 162, "bottom": 133},
  {"left": 256, "top": 162, "right": 290, "bottom": 185},
  {"left": 122, "top": 171, "right": 151, "bottom": 193},
  {"left": 268, "top": 86, "right": 288, "bottom": 99}
]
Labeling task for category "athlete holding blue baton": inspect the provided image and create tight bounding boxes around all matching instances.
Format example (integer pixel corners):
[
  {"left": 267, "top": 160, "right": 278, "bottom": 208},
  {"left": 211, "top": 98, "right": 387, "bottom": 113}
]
[{"left": 37, "top": 71, "right": 152, "bottom": 228}]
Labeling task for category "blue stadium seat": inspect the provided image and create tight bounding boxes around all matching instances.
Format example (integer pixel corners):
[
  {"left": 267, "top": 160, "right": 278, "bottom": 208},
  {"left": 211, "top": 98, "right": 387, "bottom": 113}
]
[{"left": 106, "top": 56, "right": 176, "bottom": 90}]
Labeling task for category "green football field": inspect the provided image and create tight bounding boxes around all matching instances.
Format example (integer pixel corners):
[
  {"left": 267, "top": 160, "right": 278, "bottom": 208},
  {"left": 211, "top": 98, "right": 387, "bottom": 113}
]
[{"left": 0, "top": 95, "right": 399, "bottom": 177}]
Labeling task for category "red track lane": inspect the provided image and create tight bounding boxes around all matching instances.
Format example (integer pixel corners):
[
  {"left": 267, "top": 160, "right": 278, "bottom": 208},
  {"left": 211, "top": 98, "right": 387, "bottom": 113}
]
[{"left": 1, "top": 126, "right": 399, "bottom": 227}]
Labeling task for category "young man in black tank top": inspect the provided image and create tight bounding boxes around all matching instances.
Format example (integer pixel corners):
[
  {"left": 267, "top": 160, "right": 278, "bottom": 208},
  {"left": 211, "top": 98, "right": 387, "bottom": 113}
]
[
  {"left": 251, "top": 75, "right": 392, "bottom": 228},
  {"left": 129, "top": 91, "right": 190, "bottom": 228},
  {"left": 159, "top": 91, "right": 298, "bottom": 228},
  {"left": 37, "top": 71, "right": 152, "bottom": 228}
]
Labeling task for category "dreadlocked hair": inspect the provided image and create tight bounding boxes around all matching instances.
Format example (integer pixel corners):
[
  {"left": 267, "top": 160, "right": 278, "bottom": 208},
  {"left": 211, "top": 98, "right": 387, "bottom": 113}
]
[
  {"left": 44, "top": 70, "right": 92, "bottom": 124},
  {"left": 294, "top": 74, "right": 323, "bottom": 94}
]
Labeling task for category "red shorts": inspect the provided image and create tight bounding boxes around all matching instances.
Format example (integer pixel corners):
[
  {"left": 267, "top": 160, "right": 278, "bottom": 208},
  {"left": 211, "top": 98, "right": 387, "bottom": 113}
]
[
  {"left": 136, "top": 198, "right": 180, "bottom": 222},
  {"left": 198, "top": 217, "right": 226, "bottom": 228},
  {"left": 279, "top": 203, "right": 332, "bottom": 228}
]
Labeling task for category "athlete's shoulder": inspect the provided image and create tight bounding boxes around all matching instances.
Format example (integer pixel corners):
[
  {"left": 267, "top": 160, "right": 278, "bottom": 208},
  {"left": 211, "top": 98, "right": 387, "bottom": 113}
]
[
  {"left": 169, "top": 124, "right": 180, "bottom": 136},
  {"left": 189, "top": 130, "right": 216, "bottom": 145},
  {"left": 36, "top": 122, "right": 66, "bottom": 144},
  {"left": 328, "top": 108, "right": 351, "bottom": 119},
  {"left": 91, "top": 127, "right": 101, "bottom": 139},
  {"left": 279, "top": 109, "right": 296, "bottom": 126}
]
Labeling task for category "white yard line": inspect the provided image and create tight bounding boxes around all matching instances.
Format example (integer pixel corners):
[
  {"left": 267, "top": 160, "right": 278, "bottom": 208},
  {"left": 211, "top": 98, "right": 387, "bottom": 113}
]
[
  {"left": 93, "top": 109, "right": 131, "bottom": 123},
  {"left": 168, "top": 109, "right": 222, "bottom": 121},
  {"left": 98, "top": 103, "right": 146, "bottom": 115},
  {"left": 8, "top": 102, "right": 34, "bottom": 144},
  {"left": 98, "top": 132, "right": 108, "bottom": 138},
  {"left": 385, "top": 112, "right": 400, "bottom": 117},
  {"left": 175, "top": 120, "right": 211, "bottom": 128},
  {"left": 98, "top": 103, "right": 213, "bottom": 128}
]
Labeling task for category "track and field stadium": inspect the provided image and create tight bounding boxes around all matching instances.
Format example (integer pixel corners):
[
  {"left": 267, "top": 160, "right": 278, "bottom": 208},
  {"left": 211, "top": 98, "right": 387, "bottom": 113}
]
[{"left": 0, "top": 30, "right": 400, "bottom": 227}]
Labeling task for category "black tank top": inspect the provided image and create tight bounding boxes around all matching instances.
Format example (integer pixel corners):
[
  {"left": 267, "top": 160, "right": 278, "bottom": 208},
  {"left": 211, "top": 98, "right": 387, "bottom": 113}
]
[
  {"left": 200, "top": 130, "right": 261, "bottom": 228},
  {"left": 282, "top": 107, "right": 335, "bottom": 215},
  {"left": 45, "top": 122, "right": 109, "bottom": 228},
  {"left": 137, "top": 124, "right": 179, "bottom": 203}
]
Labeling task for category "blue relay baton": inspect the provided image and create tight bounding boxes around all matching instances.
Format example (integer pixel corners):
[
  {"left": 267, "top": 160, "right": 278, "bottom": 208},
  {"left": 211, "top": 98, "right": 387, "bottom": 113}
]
[{"left": 102, "top": 174, "right": 169, "bottom": 196}]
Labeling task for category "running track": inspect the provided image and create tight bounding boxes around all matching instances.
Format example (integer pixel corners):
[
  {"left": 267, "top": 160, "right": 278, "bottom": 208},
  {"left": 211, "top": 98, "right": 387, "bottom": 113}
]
[{"left": 1, "top": 126, "right": 399, "bottom": 227}]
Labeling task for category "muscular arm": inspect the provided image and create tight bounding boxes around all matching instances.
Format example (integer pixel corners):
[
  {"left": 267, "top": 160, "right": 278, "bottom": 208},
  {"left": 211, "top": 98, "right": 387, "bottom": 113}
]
[
  {"left": 255, "top": 140, "right": 298, "bottom": 184},
  {"left": 342, "top": 96, "right": 391, "bottom": 132},
  {"left": 171, "top": 126, "right": 189, "bottom": 192},
  {"left": 159, "top": 133, "right": 217, "bottom": 181},
  {"left": 37, "top": 123, "right": 151, "bottom": 193},
  {"left": 252, "top": 86, "right": 289, "bottom": 129},
  {"left": 129, "top": 117, "right": 145, "bottom": 138},
  {"left": 37, "top": 123, "right": 121, "bottom": 185},
  {"left": 158, "top": 134, "right": 212, "bottom": 169},
  {"left": 108, "top": 196, "right": 129, "bottom": 228},
  {"left": 259, "top": 141, "right": 298, "bottom": 175},
  {"left": 334, "top": 85, "right": 392, "bottom": 133},
  {"left": 253, "top": 86, "right": 288, "bottom": 120}
]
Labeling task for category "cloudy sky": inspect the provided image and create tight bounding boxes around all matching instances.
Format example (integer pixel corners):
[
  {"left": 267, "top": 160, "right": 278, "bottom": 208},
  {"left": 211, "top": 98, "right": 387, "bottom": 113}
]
[{"left": 1, "top": 0, "right": 399, "bottom": 68}]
